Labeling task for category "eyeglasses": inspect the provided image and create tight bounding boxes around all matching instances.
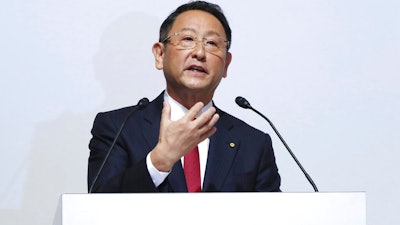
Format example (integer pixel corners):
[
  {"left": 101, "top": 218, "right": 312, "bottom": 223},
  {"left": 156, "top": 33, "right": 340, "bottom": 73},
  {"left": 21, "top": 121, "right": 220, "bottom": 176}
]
[{"left": 161, "top": 31, "right": 229, "bottom": 54}]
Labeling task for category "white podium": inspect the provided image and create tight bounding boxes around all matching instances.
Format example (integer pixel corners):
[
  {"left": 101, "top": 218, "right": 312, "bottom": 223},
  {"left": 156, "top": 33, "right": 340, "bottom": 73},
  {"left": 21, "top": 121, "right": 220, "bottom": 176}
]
[{"left": 54, "top": 192, "right": 366, "bottom": 225}]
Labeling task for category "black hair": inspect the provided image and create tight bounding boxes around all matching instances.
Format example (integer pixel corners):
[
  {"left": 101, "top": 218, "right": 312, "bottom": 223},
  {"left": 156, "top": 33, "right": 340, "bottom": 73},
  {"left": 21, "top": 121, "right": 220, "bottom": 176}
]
[{"left": 159, "top": 1, "right": 232, "bottom": 50}]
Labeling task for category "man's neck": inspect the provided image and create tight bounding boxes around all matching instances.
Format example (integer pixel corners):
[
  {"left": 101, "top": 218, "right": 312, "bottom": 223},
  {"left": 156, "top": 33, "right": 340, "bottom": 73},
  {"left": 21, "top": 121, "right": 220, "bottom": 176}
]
[{"left": 165, "top": 88, "right": 213, "bottom": 109}]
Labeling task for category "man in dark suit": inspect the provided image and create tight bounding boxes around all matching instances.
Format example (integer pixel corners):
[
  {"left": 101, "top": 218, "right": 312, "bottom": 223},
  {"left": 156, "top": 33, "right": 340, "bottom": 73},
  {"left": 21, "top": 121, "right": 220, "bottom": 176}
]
[{"left": 88, "top": 1, "right": 281, "bottom": 193}]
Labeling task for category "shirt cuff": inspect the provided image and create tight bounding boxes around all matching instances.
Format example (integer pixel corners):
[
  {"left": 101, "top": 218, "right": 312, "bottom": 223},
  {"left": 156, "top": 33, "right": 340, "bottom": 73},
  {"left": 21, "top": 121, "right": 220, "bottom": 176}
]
[{"left": 146, "top": 152, "right": 170, "bottom": 187}]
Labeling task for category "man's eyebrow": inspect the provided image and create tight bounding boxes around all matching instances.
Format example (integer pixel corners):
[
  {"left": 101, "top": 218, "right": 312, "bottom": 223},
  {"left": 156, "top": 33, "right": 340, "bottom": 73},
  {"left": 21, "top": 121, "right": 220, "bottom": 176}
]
[
  {"left": 178, "top": 27, "right": 196, "bottom": 33},
  {"left": 179, "top": 27, "right": 223, "bottom": 37}
]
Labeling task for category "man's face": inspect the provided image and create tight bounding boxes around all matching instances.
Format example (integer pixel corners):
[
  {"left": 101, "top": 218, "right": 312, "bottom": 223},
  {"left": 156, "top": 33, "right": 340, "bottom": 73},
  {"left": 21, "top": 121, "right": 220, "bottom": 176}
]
[{"left": 153, "top": 10, "right": 232, "bottom": 98}]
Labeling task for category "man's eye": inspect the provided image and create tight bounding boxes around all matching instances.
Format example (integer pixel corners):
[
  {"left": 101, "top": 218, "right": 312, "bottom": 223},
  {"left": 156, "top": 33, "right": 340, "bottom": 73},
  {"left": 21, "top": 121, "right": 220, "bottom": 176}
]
[
  {"left": 181, "top": 36, "right": 195, "bottom": 41},
  {"left": 206, "top": 40, "right": 218, "bottom": 47}
]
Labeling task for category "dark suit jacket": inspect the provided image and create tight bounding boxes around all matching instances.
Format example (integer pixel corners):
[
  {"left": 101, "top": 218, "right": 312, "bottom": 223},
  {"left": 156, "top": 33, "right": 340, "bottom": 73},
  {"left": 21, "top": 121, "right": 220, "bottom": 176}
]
[{"left": 88, "top": 92, "right": 281, "bottom": 192}]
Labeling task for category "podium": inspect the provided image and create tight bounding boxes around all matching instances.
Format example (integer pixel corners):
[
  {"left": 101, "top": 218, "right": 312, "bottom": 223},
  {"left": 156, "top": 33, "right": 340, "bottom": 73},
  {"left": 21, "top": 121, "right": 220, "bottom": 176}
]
[{"left": 54, "top": 192, "right": 366, "bottom": 225}]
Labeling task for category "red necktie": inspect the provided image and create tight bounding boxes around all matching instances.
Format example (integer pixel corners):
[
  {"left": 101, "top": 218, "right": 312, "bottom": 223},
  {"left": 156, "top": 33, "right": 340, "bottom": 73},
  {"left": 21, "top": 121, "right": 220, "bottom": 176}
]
[{"left": 184, "top": 146, "right": 201, "bottom": 192}]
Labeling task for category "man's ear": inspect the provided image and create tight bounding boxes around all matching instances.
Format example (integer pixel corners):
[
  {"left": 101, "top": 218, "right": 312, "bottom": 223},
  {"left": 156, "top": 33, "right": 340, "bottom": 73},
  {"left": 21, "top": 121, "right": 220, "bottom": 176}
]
[
  {"left": 152, "top": 42, "right": 165, "bottom": 70},
  {"left": 223, "top": 52, "right": 232, "bottom": 78}
]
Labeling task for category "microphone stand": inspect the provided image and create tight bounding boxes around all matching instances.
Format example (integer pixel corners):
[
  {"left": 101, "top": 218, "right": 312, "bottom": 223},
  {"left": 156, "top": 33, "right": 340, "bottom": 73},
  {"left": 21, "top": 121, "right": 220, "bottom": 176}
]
[{"left": 236, "top": 96, "right": 319, "bottom": 192}]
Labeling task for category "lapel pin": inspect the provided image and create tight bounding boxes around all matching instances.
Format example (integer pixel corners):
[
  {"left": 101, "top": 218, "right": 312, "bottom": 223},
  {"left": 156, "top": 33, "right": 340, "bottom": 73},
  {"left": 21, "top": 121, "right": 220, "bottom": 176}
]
[{"left": 229, "top": 142, "right": 235, "bottom": 148}]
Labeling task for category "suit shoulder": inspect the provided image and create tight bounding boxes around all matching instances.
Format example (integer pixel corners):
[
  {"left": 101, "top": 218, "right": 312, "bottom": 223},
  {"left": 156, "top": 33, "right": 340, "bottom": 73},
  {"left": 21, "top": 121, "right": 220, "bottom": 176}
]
[
  {"left": 218, "top": 109, "right": 268, "bottom": 137},
  {"left": 98, "top": 105, "right": 137, "bottom": 117},
  {"left": 93, "top": 105, "right": 140, "bottom": 127}
]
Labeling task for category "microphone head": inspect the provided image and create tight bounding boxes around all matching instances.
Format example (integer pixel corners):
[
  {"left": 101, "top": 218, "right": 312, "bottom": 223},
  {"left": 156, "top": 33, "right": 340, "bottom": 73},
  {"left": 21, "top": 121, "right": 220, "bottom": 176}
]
[
  {"left": 138, "top": 97, "right": 150, "bottom": 108},
  {"left": 235, "top": 96, "right": 252, "bottom": 109}
]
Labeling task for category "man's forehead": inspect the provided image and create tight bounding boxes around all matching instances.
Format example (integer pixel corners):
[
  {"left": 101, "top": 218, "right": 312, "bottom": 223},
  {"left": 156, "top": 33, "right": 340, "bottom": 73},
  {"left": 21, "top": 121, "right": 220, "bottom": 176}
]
[{"left": 171, "top": 10, "right": 226, "bottom": 37}]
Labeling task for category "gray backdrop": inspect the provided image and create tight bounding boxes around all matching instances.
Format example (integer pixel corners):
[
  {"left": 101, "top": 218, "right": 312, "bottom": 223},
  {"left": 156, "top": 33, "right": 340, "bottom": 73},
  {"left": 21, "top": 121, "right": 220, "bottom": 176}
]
[{"left": 1, "top": 0, "right": 399, "bottom": 224}]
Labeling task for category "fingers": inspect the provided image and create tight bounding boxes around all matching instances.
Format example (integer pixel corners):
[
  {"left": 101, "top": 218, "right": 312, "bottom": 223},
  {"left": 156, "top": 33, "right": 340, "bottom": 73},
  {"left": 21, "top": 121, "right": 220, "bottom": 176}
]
[
  {"left": 160, "top": 101, "right": 220, "bottom": 144},
  {"left": 194, "top": 106, "right": 218, "bottom": 128},
  {"left": 186, "top": 104, "right": 219, "bottom": 144},
  {"left": 184, "top": 102, "right": 217, "bottom": 123},
  {"left": 200, "top": 113, "right": 219, "bottom": 139},
  {"left": 184, "top": 102, "right": 204, "bottom": 120}
]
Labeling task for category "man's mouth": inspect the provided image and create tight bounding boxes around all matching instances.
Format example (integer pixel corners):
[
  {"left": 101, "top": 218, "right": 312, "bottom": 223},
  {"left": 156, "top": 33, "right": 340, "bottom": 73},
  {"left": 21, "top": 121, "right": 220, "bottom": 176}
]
[{"left": 187, "top": 65, "right": 206, "bottom": 73}]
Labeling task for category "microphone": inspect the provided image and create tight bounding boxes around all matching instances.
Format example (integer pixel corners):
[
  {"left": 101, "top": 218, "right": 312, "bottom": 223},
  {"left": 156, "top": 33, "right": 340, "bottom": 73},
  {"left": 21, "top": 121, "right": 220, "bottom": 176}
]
[
  {"left": 88, "top": 97, "right": 149, "bottom": 193},
  {"left": 235, "top": 96, "right": 319, "bottom": 192}
]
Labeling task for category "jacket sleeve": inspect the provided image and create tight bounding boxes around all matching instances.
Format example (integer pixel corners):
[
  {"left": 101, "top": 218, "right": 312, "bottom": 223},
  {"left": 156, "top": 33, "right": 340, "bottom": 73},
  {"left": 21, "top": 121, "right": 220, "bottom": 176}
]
[{"left": 87, "top": 111, "right": 158, "bottom": 193}]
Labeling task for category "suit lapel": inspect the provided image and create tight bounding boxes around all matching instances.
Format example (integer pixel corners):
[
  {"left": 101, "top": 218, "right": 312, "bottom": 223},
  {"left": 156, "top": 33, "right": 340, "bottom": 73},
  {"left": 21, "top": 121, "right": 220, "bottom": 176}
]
[
  {"left": 203, "top": 109, "right": 240, "bottom": 191},
  {"left": 141, "top": 93, "right": 163, "bottom": 152}
]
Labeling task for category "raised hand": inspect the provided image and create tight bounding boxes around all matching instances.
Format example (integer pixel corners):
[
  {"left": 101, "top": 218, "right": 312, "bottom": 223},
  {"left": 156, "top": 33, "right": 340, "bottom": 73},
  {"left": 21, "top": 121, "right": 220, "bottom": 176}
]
[{"left": 150, "top": 101, "right": 219, "bottom": 172}]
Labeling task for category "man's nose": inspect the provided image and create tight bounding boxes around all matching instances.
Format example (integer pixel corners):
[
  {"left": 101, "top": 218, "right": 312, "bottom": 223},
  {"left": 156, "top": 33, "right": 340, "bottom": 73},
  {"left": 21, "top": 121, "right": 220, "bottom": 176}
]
[{"left": 191, "top": 40, "right": 206, "bottom": 61}]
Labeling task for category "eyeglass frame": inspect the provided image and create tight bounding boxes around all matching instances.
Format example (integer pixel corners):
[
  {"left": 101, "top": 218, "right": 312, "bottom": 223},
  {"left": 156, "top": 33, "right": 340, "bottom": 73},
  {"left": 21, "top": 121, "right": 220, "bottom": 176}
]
[{"left": 161, "top": 31, "right": 230, "bottom": 53}]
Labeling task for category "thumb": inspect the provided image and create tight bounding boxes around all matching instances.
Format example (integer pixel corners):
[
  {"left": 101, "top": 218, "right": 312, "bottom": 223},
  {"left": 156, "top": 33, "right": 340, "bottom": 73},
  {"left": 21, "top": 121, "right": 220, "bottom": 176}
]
[{"left": 161, "top": 101, "right": 171, "bottom": 124}]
